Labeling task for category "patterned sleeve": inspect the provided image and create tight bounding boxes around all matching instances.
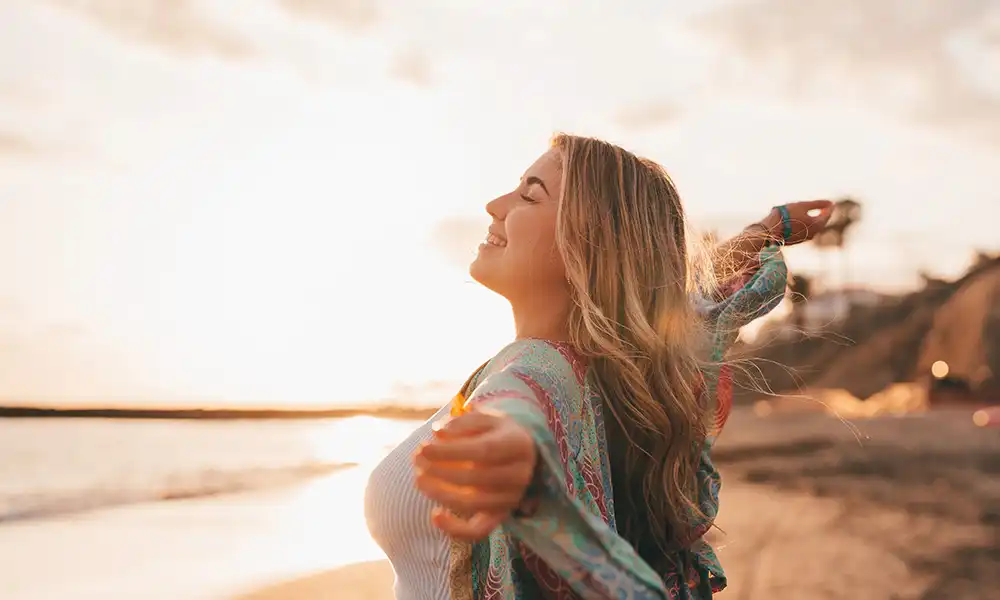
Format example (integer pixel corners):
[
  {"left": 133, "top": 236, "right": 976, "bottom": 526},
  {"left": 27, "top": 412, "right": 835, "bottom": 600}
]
[
  {"left": 694, "top": 244, "right": 787, "bottom": 441},
  {"left": 677, "top": 245, "right": 790, "bottom": 597},
  {"left": 468, "top": 343, "right": 670, "bottom": 600}
]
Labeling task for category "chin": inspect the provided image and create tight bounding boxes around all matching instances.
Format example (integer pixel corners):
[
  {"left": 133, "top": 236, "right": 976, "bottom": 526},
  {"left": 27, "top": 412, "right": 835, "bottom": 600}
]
[
  {"left": 469, "top": 256, "right": 502, "bottom": 294},
  {"left": 469, "top": 255, "right": 489, "bottom": 286}
]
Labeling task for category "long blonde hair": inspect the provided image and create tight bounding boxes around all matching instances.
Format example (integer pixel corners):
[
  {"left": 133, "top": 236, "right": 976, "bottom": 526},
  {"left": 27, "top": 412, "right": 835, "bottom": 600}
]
[{"left": 552, "top": 133, "right": 709, "bottom": 565}]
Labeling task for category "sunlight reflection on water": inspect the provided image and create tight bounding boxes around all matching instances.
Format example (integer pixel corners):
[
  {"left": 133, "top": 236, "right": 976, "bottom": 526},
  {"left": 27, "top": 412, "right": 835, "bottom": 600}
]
[
  {"left": 0, "top": 415, "right": 430, "bottom": 600},
  {"left": 285, "top": 416, "right": 424, "bottom": 571},
  {"left": 303, "top": 416, "right": 419, "bottom": 468}
]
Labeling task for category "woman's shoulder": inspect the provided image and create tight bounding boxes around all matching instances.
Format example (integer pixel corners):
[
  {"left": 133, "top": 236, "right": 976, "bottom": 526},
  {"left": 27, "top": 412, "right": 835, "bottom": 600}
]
[
  {"left": 496, "top": 339, "right": 586, "bottom": 381},
  {"left": 472, "top": 339, "right": 588, "bottom": 399}
]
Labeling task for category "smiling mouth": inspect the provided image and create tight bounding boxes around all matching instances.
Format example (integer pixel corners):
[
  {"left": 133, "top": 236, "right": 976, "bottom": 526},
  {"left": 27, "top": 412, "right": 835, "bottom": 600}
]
[{"left": 485, "top": 233, "right": 507, "bottom": 248}]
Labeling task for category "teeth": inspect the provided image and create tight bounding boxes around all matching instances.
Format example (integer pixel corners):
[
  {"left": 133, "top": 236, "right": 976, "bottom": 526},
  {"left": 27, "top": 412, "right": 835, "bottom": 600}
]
[{"left": 486, "top": 233, "right": 507, "bottom": 247}]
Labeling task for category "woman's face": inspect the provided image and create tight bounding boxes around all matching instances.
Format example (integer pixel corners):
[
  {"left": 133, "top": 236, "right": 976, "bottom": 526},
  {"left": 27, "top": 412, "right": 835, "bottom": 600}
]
[{"left": 469, "top": 148, "right": 566, "bottom": 301}]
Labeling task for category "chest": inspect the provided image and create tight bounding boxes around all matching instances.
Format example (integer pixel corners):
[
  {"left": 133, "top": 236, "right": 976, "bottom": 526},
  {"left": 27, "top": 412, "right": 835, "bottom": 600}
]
[{"left": 364, "top": 406, "right": 451, "bottom": 580}]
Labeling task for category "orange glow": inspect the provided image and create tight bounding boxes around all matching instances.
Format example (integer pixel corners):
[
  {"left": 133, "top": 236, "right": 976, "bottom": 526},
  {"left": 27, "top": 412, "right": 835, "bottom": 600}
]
[{"left": 931, "top": 361, "right": 950, "bottom": 379}]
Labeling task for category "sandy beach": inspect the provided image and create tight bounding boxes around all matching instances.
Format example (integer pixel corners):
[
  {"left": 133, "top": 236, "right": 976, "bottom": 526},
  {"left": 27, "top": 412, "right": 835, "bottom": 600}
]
[
  {"left": 4, "top": 408, "right": 994, "bottom": 600},
  {"left": 224, "top": 407, "right": 1000, "bottom": 600}
]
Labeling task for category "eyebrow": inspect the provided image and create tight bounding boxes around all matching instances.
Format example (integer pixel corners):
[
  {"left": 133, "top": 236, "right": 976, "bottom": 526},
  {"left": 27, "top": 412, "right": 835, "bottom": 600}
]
[{"left": 523, "top": 175, "right": 550, "bottom": 197}]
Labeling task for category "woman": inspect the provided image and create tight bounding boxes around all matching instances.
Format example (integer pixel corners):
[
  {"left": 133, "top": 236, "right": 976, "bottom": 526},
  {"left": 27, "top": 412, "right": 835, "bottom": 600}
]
[{"left": 365, "top": 134, "right": 831, "bottom": 600}]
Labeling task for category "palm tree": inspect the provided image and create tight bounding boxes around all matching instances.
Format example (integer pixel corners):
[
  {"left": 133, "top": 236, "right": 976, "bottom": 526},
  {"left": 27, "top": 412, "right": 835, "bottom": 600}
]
[{"left": 811, "top": 197, "right": 863, "bottom": 293}]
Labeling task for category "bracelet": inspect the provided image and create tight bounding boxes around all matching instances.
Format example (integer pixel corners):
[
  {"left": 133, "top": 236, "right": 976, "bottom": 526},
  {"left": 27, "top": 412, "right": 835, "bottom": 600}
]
[{"left": 775, "top": 205, "right": 793, "bottom": 243}]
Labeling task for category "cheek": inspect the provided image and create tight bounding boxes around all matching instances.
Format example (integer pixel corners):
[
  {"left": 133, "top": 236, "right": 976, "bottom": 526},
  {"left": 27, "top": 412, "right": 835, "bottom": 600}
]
[{"left": 507, "top": 209, "right": 562, "bottom": 272}]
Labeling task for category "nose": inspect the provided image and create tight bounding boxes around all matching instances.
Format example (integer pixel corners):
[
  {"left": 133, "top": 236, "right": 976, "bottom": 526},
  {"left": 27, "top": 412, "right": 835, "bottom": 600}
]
[{"left": 486, "top": 192, "right": 513, "bottom": 220}]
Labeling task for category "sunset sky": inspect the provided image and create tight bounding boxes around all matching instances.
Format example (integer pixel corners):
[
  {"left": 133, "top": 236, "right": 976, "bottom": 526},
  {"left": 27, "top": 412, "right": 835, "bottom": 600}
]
[{"left": 1, "top": 0, "right": 999, "bottom": 406}]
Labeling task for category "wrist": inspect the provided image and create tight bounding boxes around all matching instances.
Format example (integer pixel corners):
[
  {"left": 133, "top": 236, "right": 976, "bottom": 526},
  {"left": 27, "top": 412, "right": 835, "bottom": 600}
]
[
  {"left": 744, "top": 220, "right": 780, "bottom": 244},
  {"left": 758, "top": 208, "right": 783, "bottom": 238}
]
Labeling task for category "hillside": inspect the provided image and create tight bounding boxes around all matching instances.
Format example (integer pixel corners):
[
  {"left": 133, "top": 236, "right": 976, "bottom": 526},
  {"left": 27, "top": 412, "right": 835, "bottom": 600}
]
[{"left": 731, "top": 254, "right": 1000, "bottom": 406}]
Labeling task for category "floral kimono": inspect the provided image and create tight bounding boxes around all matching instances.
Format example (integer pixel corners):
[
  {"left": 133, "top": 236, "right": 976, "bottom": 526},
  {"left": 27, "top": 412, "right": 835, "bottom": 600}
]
[{"left": 447, "top": 245, "right": 788, "bottom": 600}]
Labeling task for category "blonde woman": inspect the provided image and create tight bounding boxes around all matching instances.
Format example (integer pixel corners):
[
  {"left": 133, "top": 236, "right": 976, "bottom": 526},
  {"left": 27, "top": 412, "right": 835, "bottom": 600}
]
[{"left": 366, "top": 135, "right": 830, "bottom": 600}]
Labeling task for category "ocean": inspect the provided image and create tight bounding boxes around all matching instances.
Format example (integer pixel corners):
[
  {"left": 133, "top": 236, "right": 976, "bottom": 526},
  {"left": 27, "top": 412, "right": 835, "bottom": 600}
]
[
  {"left": 0, "top": 415, "right": 428, "bottom": 600},
  {"left": 0, "top": 416, "right": 422, "bottom": 524}
]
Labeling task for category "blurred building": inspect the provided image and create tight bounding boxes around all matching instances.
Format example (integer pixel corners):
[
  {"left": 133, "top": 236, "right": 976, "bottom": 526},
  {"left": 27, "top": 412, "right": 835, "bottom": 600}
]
[{"left": 797, "top": 287, "right": 887, "bottom": 330}]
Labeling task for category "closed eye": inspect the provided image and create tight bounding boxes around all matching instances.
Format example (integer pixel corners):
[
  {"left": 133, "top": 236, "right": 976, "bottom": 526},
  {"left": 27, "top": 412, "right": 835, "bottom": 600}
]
[{"left": 519, "top": 194, "right": 536, "bottom": 204}]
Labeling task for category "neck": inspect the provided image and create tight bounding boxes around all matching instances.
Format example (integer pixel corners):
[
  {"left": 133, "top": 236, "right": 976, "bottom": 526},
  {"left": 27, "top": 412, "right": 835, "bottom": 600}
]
[{"left": 510, "top": 288, "right": 572, "bottom": 342}]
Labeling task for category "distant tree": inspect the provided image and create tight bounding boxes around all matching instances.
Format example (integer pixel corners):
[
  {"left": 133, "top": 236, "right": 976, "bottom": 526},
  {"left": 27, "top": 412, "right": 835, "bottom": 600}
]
[
  {"left": 811, "top": 197, "right": 863, "bottom": 250},
  {"left": 811, "top": 197, "right": 863, "bottom": 293}
]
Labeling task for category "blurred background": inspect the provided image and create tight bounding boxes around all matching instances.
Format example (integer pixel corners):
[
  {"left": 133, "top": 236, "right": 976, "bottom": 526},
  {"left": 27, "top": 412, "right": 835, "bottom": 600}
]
[{"left": 0, "top": 1, "right": 998, "bottom": 599}]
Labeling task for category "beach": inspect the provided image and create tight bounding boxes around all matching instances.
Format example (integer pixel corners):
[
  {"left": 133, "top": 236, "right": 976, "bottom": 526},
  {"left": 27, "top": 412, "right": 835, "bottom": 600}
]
[
  {"left": 710, "top": 406, "right": 1000, "bottom": 599},
  {"left": 2, "top": 407, "right": 997, "bottom": 600},
  {"left": 228, "top": 407, "right": 1000, "bottom": 600}
]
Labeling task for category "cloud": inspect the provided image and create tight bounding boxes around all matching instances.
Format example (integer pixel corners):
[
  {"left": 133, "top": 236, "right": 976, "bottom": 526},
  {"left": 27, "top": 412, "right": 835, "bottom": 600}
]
[
  {"left": 277, "top": 0, "right": 379, "bottom": 31},
  {"left": 0, "top": 82, "right": 45, "bottom": 108},
  {"left": 43, "top": 322, "right": 89, "bottom": 341},
  {"left": 45, "top": 0, "right": 255, "bottom": 60},
  {"left": 0, "top": 131, "right": 41, "bottom": 157},
  {"left": 389, "top": 49, "right": 433, "bottom": 86},
  {"left": 0, "top": 327, "right": 132, "bottom": 402},
  {"left": 697, "top": 0, "right": 1000, "bottom": 147},
  {"left": 615, "top": 102, "right": 681, "bottom": 131}
]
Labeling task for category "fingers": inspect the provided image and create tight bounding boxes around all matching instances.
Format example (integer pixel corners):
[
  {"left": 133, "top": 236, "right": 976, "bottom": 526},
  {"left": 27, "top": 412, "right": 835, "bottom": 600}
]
[
  {"left": 431, "top": 410, "right": 498, "bottom": 439},
  {"left": 414, "top": 453, "right": 533, "bottom": 490},
  {"left": 801, "top": 203, "right": 833, "bottom": 239},
  {"left": 414, "top": 413, "right": 538, "bottom": 538},
  {"left": 419, "top": 412, "right": 501, "bottom": 463},
  {"left": 810, "top": 208, "right": 833, "bottom": 227},
  {"left": 418, "top": 422, "right": 531, "bottom": 465},
  {"left": 779, "top": 200, "right": 833, "bottom": 244},
  {"left": 431, "top": 508, "right": 504, "bottom": 542},
  {"left": 791, "top": 199, "right": 833, "bottom": 212},
  {"left": 788, "top": 199, "right": 834, "bottom": 224},
  {"left": 416, "top": 474, "right": 523, "bottom": 515},
  {"left": 417, "top": 436, "right": 495, "bottom": 464}
]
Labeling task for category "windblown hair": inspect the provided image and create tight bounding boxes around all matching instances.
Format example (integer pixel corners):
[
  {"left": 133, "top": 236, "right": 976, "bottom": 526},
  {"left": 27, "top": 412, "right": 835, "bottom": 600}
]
[{"left": 551, "top": 133, "right": 711, "bottom": 567}]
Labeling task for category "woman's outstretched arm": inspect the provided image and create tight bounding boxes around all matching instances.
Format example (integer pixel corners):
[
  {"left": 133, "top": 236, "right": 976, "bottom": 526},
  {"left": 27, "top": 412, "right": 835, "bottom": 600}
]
[
  {"left": 416, "top": 342, "right": 671, "bottom": 600},
  {"left": 711, "top": 200, "right": 832, "bottom": 286}
]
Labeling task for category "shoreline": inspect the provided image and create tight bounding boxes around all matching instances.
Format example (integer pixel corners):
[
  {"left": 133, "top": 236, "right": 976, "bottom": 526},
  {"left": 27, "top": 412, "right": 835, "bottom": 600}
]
[
  {"left": 1, "top": 466, "right": 388, "bottom": 600},
  {"left": 0, "top": 405, "right": 438, "bottom": 421},
  {"left": 6, "top": 408, "right": 995, "bottom": 600}
]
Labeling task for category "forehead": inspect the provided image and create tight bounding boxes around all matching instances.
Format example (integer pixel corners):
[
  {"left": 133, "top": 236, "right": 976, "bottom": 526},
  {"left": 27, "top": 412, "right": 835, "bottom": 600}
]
[{"left": 523, "top": 148, "right": 562, "bottom": 190}]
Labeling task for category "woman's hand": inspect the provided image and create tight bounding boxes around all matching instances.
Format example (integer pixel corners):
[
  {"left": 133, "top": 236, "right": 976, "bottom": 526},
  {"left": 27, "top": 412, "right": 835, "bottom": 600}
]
[
  {"left": 760, "top": 199, "right": 834, "bottom": 245},
  {"left": 413, "top": 409, "right": 538, "bottom": 542}
]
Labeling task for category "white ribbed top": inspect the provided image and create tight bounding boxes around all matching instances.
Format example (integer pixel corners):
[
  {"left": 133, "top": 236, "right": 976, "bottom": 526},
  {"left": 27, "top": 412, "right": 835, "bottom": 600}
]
[{"left": 364, "top": 404, "right": 452, "bottom": 600}]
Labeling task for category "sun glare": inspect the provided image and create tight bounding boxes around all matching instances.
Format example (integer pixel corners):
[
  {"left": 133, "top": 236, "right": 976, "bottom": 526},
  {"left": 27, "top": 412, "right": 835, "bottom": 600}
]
[{"left": 96, "top": 84, "right": 526, "bottom": 408}]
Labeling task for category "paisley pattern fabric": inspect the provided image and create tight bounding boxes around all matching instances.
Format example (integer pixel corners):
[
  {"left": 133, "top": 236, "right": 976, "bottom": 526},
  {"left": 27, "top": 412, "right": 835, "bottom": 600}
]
[{"left": 448, "top": 245, "right": 788, "bottom": 600}]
